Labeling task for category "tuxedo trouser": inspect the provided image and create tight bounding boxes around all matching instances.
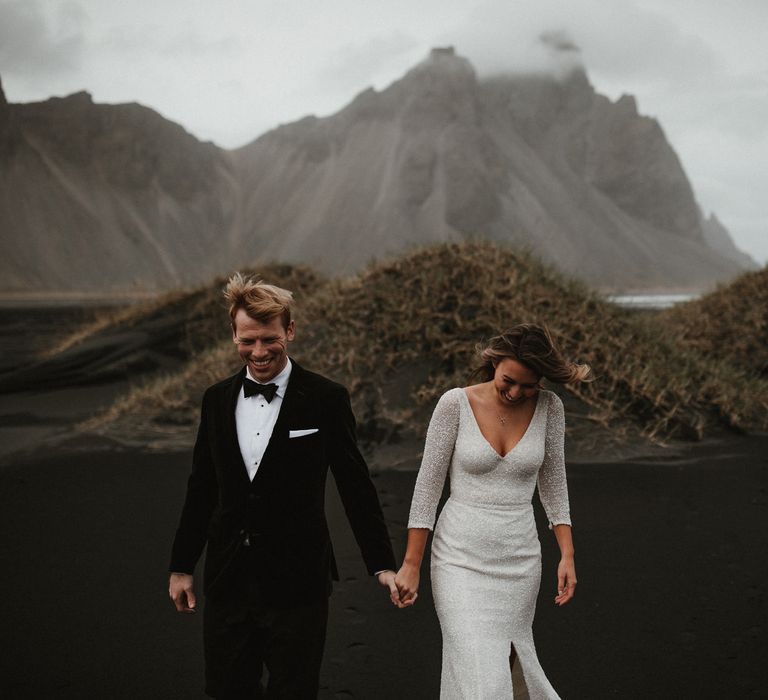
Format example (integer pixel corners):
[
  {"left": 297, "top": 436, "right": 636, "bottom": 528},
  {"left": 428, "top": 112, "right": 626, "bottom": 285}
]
[{"left": 203, "top": 546, "right": 329, "bottom": 699}]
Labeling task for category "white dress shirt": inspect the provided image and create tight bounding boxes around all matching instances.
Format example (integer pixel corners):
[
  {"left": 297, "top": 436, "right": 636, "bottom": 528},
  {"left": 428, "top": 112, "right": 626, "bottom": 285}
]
[{"left": 235, "top": 358, "right": 292, "bottom": 481}]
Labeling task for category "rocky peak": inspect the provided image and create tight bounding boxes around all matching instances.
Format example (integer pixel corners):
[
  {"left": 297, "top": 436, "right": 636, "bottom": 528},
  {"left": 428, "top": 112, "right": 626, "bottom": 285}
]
[
  {"left": 383, "top": 47, "right": 479, "bottom": 128},
  {"left": 0, "top": 75, "right": 10, "bottom": 124},
  {"left": 701, "top": 211, "right": 758, "bottom": 268},
  {"left": 305, "top": 48, "right": 479, "bottom": 133},
  {"left": 480, "top": 67, "right": 596, "bottom": 144},
  {"left": 430, "top": 46, "right": 456, "bottom": 59},
  {"left": 412, "top": 45, "right": 476, "bottom": 83},
  {"left": 0, "top": 75, "right": 19, "bottom": 157},
  {"left": 57, "top": 90, "right": 93, "bottom": 105},
  {"left": 555, "top": 66, "right": 597, "bottom": 115},
  {"left": 14, "top": 91, "right": 222, "bottom": 198},
  {"left": 29, "top": 90, "right": 95, "bottom": 117},
  {"left": 613, "top": 93, "right": 638, "bottom": 116}
]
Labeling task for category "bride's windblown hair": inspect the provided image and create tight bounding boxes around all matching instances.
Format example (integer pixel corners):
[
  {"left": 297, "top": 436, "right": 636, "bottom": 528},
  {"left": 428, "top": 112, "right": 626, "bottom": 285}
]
[{"left": 473, "top": 323, "right": 593, "bottom": 385}]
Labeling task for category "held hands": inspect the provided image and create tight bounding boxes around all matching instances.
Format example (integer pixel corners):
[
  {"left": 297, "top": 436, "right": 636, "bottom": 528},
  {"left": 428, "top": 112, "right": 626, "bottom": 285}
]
[
  {"left": 377, "top": 566, "right": 420, "bottom": 609},
  {"left": 377, "top": 570, "right": 402, "bottom": 607},
  {"left": 169, "top": 573, "right": 197, "bottom": 613},
  {"left": 394, "top": 563, "right": 420, "bottom": 608},
  {"left": 377, "top": 570, "right": 407, "bottom": 608},
  {"left": 554, "top": 556, "right": 577, "bottom": 606}
]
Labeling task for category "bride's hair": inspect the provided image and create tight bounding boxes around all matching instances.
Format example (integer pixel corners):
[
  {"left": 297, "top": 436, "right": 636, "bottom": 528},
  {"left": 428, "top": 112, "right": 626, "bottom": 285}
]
[{"left": 472, "top": 324, "right": 593, "bottom": 385}]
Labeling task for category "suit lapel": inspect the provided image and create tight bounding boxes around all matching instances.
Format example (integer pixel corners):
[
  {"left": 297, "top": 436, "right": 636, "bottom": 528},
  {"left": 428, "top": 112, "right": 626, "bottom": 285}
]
[
  {"left": 251, "top": 360, "right": 309, "bottom": 486},
  {"left": 224, "top": 366, "right": 252, "bottom": 487}
]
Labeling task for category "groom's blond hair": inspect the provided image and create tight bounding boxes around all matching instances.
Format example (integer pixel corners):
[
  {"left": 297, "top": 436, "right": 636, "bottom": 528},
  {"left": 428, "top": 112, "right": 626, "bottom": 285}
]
[{"left": 224, "top": 272, "right": 294, "bottom": 330}]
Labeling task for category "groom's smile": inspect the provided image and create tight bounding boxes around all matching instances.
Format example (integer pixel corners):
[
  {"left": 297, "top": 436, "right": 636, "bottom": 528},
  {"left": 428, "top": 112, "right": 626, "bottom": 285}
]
[{"left": 232, "top": 309, "right": 295, "bottom": 382}]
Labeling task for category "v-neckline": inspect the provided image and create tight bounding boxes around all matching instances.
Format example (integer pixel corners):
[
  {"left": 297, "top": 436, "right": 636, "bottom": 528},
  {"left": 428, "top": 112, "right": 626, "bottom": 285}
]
[{"left": 460, "top": 388, "right": 543, "bottom": 459}]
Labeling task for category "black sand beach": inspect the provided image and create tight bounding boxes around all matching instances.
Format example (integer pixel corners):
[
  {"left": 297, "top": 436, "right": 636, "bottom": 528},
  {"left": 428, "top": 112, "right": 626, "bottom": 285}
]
[
  {"left": 1, "top": 305, "right": 766, "bottom": 698},
  {"left": 1, "top": 432, "right": 766, "bottom": 698}
]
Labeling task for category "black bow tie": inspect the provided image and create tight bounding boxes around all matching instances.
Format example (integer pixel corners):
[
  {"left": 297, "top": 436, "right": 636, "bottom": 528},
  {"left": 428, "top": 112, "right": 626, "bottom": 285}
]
[{"left": 243, "top": 378, "right": 279, "bottom": 402}]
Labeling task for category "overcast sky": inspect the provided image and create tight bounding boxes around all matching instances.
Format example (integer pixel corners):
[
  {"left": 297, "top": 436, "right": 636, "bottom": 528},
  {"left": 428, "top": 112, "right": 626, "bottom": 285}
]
[{"left": 1, "top": 0, "right": 766, "bottom": 263}]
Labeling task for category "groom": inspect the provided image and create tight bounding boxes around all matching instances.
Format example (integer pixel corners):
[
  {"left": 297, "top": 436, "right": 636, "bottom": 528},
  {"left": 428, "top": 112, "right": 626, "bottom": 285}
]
[{"left": 168, "top": 273, "right": 399, "bottom": 698}]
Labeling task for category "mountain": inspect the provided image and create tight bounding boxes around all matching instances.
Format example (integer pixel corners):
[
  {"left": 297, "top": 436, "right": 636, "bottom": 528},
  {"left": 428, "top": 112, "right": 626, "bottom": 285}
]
[
  {"left": 700, "top": 211, "right": 755, "bottom": 269},
  {"left": 0, "top": 49, "right": 756, "bottom": 294},
  {"left": 232, "top": 48, "right": 754, "bottom": 290},
  {"left": 0, "top": 78, "right": 237, "bottom": 293}
]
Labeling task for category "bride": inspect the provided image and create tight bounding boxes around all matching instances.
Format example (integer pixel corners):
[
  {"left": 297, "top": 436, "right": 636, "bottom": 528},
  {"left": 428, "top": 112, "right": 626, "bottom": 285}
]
[{"left": 396, "top": 324, "right": 591, "bottom": 699}]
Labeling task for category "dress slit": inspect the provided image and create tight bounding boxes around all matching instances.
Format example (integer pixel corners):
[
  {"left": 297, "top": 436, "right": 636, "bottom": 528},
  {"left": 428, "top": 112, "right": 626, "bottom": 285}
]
[{"left": 510, "top": 642, "right": 531, "bottom": 700}]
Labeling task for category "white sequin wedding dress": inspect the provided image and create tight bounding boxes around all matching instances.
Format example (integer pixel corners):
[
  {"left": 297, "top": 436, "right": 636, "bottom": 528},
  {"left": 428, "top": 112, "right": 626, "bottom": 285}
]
[{"left": 408, "top": 388, "right": 571, "bottom": 700}]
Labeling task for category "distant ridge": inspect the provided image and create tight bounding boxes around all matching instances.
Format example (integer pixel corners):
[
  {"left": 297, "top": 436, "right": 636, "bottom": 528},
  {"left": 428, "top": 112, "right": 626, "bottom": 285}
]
[
  {"left": 0, "top": 49, "right": 756, "bottom": 294},
  {"left": 0, "top": 78, "right": 237, "bottom": 293}
]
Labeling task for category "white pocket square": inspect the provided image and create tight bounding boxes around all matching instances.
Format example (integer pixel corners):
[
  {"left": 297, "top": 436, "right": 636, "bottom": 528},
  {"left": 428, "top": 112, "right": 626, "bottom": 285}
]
[{"left": 289, "top": 428, "right": 319, "bottom": 438}]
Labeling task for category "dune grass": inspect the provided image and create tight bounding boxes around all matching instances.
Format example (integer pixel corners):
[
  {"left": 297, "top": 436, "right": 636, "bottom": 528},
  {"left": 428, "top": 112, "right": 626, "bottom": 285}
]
[
  {"left": 659, "top": 265, "right": 768, "bottom": 379},
  {"left": 289, "top": 243, "right": 767, "bottom": 441},
  {"left": 79, "top": 243, "right": 768, "bottom": 447}
]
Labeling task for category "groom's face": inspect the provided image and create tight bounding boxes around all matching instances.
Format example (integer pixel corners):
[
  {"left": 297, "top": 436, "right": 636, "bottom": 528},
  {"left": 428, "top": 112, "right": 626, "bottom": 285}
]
[{"left": 232, "top": 309, "right": 295, "bottom": 382}]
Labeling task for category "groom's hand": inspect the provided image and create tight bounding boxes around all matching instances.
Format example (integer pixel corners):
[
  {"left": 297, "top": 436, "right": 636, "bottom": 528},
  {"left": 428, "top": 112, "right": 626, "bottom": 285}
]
[
  {"left": 377, "top": 570, "right": 406, "bottom": 608},
  {"left": 169, "top": 573, "right": 197, "bottom": 613}
]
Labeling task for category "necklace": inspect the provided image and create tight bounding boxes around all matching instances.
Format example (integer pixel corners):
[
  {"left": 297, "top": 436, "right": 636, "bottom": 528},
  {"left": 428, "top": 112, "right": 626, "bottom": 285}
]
[{"left": 497, "top": 413, "right": 507, "bottom": 425}]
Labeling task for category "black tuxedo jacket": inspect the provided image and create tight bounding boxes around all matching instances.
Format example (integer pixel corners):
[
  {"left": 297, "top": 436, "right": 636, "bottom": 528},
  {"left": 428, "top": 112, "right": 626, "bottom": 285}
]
[{"left": 169, "top": 361, "right": 396, "bottom": 607}]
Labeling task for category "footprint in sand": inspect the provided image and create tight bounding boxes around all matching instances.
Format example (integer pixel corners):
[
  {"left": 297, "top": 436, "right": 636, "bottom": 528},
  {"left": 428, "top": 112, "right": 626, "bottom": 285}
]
[{"left": 344, "top": 606, "right": 367, "bottom": 625}]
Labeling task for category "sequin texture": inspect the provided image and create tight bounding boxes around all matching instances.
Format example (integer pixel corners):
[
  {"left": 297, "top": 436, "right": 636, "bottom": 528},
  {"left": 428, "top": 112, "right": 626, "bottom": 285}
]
[{"left": 408, "top": 388, "right": 571, "bottom": 699}]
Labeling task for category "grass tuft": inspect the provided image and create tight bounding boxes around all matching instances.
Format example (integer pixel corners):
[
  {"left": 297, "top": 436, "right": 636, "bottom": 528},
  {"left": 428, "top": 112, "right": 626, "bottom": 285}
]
[{"left": 78, "top": 243, "right": 768, "bottom": 446}]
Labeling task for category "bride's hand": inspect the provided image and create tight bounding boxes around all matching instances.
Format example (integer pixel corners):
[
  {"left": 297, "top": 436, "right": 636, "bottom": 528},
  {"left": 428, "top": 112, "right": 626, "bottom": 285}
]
[
  {"left": 555, "top": 556, "right": 576, "bottom": 606},
  {"left": 395, "top": 563, "right": 420, "bottom": 607}
]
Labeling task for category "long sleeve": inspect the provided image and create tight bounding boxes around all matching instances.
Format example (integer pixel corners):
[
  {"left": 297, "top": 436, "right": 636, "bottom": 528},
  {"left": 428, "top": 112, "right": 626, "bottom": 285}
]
[
  {"left": 329, "top": 386, "right": 397, "bottom": 575},
  {"left": 169, "top": 389, "right": 219, "bottom": 573},
  {"left": 537, "top": 392, "right": 571, "bottom": 529},
  {"left": 407, "top": 389, "right": 461, "bottom": 530}
]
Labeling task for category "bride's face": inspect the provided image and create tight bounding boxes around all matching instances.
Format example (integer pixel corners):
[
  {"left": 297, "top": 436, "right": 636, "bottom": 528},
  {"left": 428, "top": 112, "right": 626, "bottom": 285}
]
[{"left": 492, "top": 358, "right": 540, "bottom": 406}]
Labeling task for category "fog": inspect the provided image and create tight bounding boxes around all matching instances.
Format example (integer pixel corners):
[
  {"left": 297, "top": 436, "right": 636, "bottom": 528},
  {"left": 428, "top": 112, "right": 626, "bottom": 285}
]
[{"left": 1, "top": 0, "right": 766, "bottom": 262}]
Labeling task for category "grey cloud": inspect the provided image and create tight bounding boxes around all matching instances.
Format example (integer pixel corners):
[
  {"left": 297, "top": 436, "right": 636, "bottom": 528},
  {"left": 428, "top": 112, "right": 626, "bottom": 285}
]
[
  {"left": 96, "top": 24, "right": 246, "bottom": 58},
  {"left": 160, "top": 33, "right": 246, "bottom": 58},
  {"left": 701, "top": 75, "right": 768, "bottom": 140},
  {"left": 539, "top": 30, "right": 580, "bottom": 54},
  {"left": 316, "top": 32, "right": 422, "bottom": 91},
  {"left": 0, "top": 0, "right": 86, "bottom": 76},
  {"left": 578, "top": 16, "right": 720, "bottom": 87},
  {"left": 451, "top": 0, "right": 721, "bottom": 86}
]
